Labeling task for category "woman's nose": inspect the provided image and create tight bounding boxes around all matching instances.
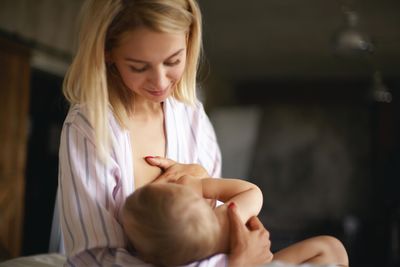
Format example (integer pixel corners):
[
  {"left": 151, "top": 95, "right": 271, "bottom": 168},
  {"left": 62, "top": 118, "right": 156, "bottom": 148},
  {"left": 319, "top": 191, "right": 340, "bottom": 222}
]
[{"left": 148, "top": 67, "right": 170, "bottom": 90}]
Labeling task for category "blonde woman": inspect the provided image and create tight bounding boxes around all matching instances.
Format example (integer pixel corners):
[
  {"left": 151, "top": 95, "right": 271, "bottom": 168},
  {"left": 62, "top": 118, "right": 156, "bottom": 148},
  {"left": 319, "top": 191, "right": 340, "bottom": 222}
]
[
  {"left": 58, "top": 0, "right": 272, "bottom": 266},
  {"left": 122, "top": 172, "right": 349, "bottom": 267}
]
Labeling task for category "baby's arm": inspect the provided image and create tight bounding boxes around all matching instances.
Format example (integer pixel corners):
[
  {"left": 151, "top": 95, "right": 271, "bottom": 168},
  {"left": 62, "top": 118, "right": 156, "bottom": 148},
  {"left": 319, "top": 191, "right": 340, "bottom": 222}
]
[
  {"left": 176, "top": 176, "right": 262, "bottom": 224},
  {"left": 201, "top": 178, "right": 263, "bottom": 223}
]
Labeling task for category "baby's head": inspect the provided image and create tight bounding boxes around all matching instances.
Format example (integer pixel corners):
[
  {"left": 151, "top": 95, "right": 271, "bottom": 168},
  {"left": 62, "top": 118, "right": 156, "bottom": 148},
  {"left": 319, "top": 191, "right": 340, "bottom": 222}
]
[{"left": 122, "top": 182, "right": 220, "bottom": 266}]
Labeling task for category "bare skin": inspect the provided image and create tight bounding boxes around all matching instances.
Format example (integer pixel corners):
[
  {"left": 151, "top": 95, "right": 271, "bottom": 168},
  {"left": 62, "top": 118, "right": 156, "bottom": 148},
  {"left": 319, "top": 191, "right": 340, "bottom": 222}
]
[
  {"left": 228, "top": 204, "right": 273, "bottom": 267},
  {"left": 147, "top": 157, "right": 349, "bottom": 267},
  {"left": 146, "top": 157, "right": 274, "bottom": 266},
  {"left": 107, "top": 27, "right": 187, "bottom": 189},
  {"left": 128, "top": 106, "right": 165, "bottom": 188},
  {"left": 274, "top": 235, "right": 349, "bottom": 266}
]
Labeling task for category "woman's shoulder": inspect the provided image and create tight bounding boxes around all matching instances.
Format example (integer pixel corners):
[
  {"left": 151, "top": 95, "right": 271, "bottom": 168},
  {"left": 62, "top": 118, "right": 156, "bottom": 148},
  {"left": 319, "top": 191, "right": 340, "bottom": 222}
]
[
  {"left": 62, "top": 104, "right": 123, "bottom": 140},
  {"left": 63, "top": 104, "right": 120, "bottom": 126},
  {"left": 63, "top": 104, "right": 91, "bottom": 128},
  {"left": 60, "top": 105, "right": 94, "bottom": 143}
]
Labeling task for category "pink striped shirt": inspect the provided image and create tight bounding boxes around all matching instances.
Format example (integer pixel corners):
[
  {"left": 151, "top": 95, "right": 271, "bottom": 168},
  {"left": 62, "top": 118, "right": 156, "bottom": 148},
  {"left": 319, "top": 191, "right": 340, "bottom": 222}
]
[{"left": 58, "top": 97, "right": 224, "bottom": 267}]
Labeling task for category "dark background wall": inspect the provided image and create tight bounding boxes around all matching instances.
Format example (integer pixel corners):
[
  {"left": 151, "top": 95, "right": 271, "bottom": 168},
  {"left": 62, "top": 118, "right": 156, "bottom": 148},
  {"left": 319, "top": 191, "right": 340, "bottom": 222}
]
[
  {"left": 197, "top": 2, "right": 400, "bottom": 266},
  {"left": 22, "top": 68, "right": 67, "bottom": 255}
]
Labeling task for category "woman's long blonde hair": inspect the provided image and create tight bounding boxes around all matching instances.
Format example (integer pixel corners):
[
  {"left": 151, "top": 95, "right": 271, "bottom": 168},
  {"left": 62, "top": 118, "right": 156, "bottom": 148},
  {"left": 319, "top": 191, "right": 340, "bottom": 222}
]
[{"left": 63, "top": 0, "right": 202, "bottom": 157}]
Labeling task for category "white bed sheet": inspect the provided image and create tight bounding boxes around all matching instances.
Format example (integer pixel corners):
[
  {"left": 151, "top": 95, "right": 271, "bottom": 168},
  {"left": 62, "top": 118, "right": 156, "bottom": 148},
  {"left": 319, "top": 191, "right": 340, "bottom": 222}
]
[
  {"left": 0, "top": 254, "right": 339, "bottom": 267},
  {"left": 0, "top": 253, "right": 66, "bottom": 267}
]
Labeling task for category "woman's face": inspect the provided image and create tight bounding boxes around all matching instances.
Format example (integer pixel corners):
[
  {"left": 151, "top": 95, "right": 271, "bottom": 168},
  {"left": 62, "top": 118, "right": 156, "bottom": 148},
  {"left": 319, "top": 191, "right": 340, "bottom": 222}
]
[{"left": 109, "top": 27, "right": 187, "bottom": 103}]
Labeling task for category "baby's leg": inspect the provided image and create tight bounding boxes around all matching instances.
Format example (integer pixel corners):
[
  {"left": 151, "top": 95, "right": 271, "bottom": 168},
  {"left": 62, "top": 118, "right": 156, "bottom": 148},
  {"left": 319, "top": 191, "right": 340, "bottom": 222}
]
[{"left": 273, "top": 235, "right": 348, "bottom": 266}]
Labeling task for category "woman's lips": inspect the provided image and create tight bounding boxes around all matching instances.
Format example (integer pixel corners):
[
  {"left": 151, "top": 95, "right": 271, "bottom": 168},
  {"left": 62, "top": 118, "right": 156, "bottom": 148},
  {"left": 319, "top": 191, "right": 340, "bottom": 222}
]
[{"left": 147, "top": 88, "right": 168, "bottom": 96}]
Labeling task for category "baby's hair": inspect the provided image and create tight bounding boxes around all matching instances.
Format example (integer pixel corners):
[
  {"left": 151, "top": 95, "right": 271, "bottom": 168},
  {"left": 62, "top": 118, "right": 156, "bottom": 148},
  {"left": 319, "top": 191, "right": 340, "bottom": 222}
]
[{"left": 123, "top": 183, "right": 220, "bottom": 266}]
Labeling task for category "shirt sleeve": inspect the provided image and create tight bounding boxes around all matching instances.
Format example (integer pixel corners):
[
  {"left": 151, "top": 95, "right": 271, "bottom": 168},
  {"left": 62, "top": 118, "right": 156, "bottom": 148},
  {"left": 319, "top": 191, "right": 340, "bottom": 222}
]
[
  {"left": 59, "top": 116, "right": 158, "bottom": 266},
  {"left": 196, "top": 102, "right": 222, "bottom": 178}
]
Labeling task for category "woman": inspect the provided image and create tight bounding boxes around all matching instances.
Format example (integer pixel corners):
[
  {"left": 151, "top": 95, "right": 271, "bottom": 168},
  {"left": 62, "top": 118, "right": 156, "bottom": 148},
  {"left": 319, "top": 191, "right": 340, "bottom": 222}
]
[{"left": 58, "top": 0, "right": 272, "bottom": 266}]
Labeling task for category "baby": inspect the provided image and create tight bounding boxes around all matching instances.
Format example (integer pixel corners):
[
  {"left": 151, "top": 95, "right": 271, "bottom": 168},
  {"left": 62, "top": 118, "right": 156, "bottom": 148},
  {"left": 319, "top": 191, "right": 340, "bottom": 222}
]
[{"left": 122, "top": 176, "right": 348, "bottom": 267}]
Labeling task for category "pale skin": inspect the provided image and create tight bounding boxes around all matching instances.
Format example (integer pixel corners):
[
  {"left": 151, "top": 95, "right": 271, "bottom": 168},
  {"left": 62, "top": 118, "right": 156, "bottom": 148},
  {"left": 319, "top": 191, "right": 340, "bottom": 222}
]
[
  {"left": 107, "top": 26, "right": 273, "bottom": 266},
  {"left": 146, "top": 157, "right": 349, "bottom": 267},
  {"left": 172, "top": 175, "right": 265, "bottom": 254},
  {"left": 108, "top": 27, "right": 187, "bottom": 188}
]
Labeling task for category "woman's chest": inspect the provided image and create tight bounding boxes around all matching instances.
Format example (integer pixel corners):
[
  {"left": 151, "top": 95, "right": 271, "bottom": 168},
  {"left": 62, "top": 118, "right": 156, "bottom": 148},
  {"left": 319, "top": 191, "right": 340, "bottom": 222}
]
[{"left": 129, "top": 120, "right": 166, "bottom": 188}]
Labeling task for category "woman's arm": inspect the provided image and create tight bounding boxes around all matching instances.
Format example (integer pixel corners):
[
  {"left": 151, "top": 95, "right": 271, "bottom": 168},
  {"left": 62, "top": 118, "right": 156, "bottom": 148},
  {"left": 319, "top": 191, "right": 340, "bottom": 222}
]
[{"left": 59, "top": 111, "right": 152, "bottom": 267}]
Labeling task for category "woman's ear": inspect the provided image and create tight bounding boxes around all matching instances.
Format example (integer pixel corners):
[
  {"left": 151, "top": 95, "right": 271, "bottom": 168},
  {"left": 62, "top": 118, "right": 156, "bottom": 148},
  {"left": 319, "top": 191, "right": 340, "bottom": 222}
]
[
  {"left": 105, "top": 51, "right": 113, "bottom": 64},
  {"left": 186, "top": 33, "right": 189, "bottom": 46}
]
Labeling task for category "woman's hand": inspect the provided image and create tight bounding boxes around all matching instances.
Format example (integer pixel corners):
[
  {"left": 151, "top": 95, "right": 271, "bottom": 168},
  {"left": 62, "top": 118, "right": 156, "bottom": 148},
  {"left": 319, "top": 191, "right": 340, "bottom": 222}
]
[
  {"left": 144, "top": 156, "right": 209, "bottom": 183},
  {"left": 227, "top": 203, "right": 273, "bottom": 267}
]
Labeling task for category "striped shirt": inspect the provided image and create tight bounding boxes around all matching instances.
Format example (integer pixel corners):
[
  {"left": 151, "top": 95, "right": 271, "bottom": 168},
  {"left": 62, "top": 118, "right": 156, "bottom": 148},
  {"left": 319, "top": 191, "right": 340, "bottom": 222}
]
[{"left": 58, "top": 97, "right": 225, "bottom": 267}]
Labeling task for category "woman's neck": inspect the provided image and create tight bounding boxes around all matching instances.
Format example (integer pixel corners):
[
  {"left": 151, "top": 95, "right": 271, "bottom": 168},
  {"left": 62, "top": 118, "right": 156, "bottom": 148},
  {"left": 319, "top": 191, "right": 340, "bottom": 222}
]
[{"left": 131, "top": 96, "right": 164, "bottom": 121}]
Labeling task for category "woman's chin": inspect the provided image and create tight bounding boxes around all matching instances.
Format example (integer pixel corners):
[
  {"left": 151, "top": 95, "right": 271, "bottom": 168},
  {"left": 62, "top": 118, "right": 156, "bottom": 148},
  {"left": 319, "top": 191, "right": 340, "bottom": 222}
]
[{"left": 146, "top": 88, "right": 171, "bottom": 102}]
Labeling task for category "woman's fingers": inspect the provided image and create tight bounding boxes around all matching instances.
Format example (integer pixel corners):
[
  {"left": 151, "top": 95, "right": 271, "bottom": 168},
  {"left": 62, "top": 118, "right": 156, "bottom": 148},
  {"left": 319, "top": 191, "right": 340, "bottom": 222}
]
[
  {"left": 144, "top": 156, "right": 176, "bottom": 170},
  {"left": 247, "top": 216, "right": 271, "bottom": 251},
  {"left": 227, "top": 203, "right": 274, "bottom": 267},
  {"left": 228, "top": 203, "right": 245, "bottom": 235},
  {"left": 246, "top": 216, "right": 263, "bottom": 231},
  {"left": 227, "top": 203, "right": 246, "bottom": 254}
]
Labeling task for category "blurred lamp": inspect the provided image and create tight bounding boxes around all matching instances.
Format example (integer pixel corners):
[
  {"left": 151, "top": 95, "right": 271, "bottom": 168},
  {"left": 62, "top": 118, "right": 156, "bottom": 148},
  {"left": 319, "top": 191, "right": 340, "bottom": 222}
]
[
  {"left": 333, "top": 9, "right": 374, "bottom": 55},
  {"left": 371, "top": 71, "right": 392, "bottom": 103}
]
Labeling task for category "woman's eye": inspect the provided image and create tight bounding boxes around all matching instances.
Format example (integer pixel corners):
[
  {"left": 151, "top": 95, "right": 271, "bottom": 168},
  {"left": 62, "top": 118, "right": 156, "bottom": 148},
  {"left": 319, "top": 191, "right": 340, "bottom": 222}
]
[
  {"left": 165, "top": 59, "right": 181, "bottom": 67},
  {"left": 129, "top": 65, "right": 147, "bottom": 73}
]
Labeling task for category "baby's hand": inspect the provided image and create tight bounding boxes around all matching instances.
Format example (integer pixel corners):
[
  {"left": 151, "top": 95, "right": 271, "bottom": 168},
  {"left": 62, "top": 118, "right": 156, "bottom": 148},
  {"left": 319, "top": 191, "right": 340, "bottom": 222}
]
[
  {"left": 175, "top": 175, "right": 203, "bottom": 197},
  {"left": 145, "top": 156, "right": 209, "bottom": 183},
  {"left": 175, "top": 176, "right": 216, "bottom": 207}
]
